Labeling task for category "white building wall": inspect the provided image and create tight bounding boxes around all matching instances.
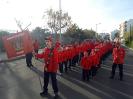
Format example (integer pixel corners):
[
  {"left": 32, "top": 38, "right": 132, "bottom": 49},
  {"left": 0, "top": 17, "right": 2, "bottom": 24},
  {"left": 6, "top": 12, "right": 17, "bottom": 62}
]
[
  {"left": 126, "top": 19, "right": 133, "bottom": 33},
  {"left": 120, "top": 19, "right": 133, "bottom": 38}
]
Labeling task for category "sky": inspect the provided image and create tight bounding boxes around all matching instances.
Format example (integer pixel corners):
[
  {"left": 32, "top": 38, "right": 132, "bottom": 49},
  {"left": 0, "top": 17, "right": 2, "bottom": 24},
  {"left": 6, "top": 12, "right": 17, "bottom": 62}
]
[{"left": 0, "top": 0, "right": 133, "bottom": 33}]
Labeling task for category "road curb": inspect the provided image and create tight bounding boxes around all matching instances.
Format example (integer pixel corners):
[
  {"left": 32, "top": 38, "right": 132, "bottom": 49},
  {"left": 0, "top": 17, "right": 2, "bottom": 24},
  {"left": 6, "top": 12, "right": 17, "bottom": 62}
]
[{"left": 122, "top": 44, "right": 133, "bottom": 51}]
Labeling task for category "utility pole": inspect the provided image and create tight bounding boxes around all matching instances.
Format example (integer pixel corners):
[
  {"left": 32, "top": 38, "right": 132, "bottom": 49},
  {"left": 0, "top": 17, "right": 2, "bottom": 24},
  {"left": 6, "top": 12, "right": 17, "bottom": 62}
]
[
  {"left": 59, "top": 0, "right": 62, "bottom": 42},
  {"left": 95, "top": 23, "right": 101, "bottom": 38},
  {"left": 131, "top": 24, "right": 132, "bottom": 41}
]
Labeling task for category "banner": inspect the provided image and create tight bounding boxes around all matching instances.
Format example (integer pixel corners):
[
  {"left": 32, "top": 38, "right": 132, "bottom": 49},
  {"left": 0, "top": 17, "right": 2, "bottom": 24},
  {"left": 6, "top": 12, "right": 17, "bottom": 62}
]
[{"left": 2, "top": 31, "right": 33, "bottom": 59}]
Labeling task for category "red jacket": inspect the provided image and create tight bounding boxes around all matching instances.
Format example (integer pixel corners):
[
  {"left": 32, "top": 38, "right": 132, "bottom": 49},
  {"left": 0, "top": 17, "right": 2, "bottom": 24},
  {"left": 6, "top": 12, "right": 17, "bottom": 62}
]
[
  {"left": 58, "top": 51, "right": 63, "bottom": 63},
  {"left": 80, "top": 56, "right": 92, "bottom": 70},
  {"left": 90, "top": 50, "right": 99, "bottom": 67},
  {"left": 113, "top": 47, "right": 125, "bottom": 64},
  {"left": 60, "top": 50, "right": 68, "bottom": 62},
  {"left": 36, "top": 47, "right": 58, "bottom": 72}
]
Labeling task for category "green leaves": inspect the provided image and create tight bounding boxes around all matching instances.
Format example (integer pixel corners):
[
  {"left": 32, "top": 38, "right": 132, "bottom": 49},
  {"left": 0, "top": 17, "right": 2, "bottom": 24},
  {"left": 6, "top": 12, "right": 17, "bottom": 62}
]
[
  {"left": 124, "top": 26, "right": 133, "bottom": 48},
  {"left": 64, "top": 24, "right": 96, "bottom": 42}
]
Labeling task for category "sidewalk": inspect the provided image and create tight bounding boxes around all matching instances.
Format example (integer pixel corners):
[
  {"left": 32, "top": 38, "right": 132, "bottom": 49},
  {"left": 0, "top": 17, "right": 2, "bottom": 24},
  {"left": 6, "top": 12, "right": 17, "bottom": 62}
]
[
  {"left": 0, "top": 52, "right": 7, "bottom": 62},
  {"left": 0, "top": 58, "right": 45, "bottom": 99},
  {"left": 0, "top": 49, "right": 44, "bottom": 63},
  {"left": 0, "top": 52, "right": 7, "bottom": 60},
  {"left": 122, "top": 44, "right": 133, "bottom": 51},
  {"left": 0, "top": 52, "right": 25, "bottom": 63}
]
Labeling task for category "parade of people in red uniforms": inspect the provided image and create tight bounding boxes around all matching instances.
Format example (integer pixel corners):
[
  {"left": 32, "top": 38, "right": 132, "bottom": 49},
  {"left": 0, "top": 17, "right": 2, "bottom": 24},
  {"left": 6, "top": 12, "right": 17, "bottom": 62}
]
[{"left": 31, "top": 35, "right": 127, "bottom": 99}]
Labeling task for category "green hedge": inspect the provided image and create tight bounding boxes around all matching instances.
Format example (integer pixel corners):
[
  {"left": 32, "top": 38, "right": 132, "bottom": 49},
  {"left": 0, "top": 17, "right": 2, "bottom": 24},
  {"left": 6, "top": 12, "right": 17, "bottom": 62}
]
[
  {"left": 126, "top": 40, "right": 133, "bottom": 49},
  {"left": 130, "top": 41, "right": 133, "bottom": 49}
]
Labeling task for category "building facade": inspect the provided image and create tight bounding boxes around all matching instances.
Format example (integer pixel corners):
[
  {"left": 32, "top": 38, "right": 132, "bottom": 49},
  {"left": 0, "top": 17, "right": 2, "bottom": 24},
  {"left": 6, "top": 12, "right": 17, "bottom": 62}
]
[
  {"left": 119, "top": 19, "right": 133, "bottom": 38},
  {"left": 99, "top": 33, "right": 110, "bottom": 40},
  {"left": 110, "top": 29, "right": 120, "bottom": 41}
]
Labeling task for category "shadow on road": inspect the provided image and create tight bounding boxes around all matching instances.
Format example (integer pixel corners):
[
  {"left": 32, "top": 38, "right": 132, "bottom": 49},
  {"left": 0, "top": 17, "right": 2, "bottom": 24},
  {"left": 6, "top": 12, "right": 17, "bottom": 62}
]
[{"left": 29, "top": 65, "right": 133, "bottom": 99}]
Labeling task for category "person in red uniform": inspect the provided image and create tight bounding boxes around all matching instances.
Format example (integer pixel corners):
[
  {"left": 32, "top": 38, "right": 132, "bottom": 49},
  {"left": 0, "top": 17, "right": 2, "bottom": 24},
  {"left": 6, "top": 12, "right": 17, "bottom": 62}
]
[
  {"left": 35, "top": 37, "right": 59, "bottom": 98},
  {"left": 110, "top": 42, "right": 125, "bottom": 81},
  {"left": 90, "top": 48, "right": 99, "bottom": 78},
  {"left": 33, "top": 39, "right": 39, "bottom": 53},
  {"left": 62, "top": 47, "right": 69, "bottom": 73},
  {"left": 80, "top": 51, "right": 92, "bottom": 81},
  {"left": 58, "top": 47, "right": 64, "bottom": 74},
  {"left": 68, "top": 45, "right": 73, "bottom": 70}
]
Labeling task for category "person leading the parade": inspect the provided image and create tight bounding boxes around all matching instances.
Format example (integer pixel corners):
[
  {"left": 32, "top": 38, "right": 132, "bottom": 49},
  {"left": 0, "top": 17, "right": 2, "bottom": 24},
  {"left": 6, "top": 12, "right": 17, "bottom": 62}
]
[{"left": 35, "top": 36, "right": 59, "bottom": 98}]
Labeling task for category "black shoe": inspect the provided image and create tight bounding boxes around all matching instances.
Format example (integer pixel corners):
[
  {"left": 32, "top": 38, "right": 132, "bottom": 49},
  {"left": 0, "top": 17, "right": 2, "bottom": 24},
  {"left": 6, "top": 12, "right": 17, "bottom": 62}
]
[
  {"left": 65, "top": 70, "right": 68, "bottom": 73},
  {"left": 54, "top": 93, "right": 59, "bottom": 99},
  {"left": 27, "top": 65, "right": 31, "bottom": 68},
  {"left": 27, "top": 64, "right": 30, "bottom": 67},
  {"left": 87, "top": 79, "right": 90, "bottom": 82},
  {"left": 81, "top": 78, "right": 85, "bottom": 81},
  {"left": 109, "top": 76, "right": 114, "bottom": 79},
  {"left": 30, "top": 64, "right": 34, "bottom": 67},
  {"left": 40, "top": 91, "right": 48, "bottom": 97},
  {"left": 119, "top": 78, "right": 123, "bottom": 81}
]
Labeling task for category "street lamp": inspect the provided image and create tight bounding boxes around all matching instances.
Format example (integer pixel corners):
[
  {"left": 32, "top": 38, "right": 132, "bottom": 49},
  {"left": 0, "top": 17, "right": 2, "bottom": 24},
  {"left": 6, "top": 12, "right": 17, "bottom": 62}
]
[{"left": 96, "top": 23, "right": 101, "bottom": 38}]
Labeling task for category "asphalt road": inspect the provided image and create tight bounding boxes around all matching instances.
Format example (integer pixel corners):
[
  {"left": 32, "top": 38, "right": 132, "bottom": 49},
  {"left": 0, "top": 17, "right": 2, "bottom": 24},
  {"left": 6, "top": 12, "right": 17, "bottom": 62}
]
[{"left": 0, "top": 47, "right": 133, "bottom": 99}]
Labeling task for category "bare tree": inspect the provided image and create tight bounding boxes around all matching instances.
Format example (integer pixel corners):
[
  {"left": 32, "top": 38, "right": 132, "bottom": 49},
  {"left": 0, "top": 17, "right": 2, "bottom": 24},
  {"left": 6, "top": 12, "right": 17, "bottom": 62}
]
[
  {"left": 43, "top": 8, "right": 72, "bottom": 39},
  {"left": 14, "top": 18, "right": 31, "bottom": 32}
]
